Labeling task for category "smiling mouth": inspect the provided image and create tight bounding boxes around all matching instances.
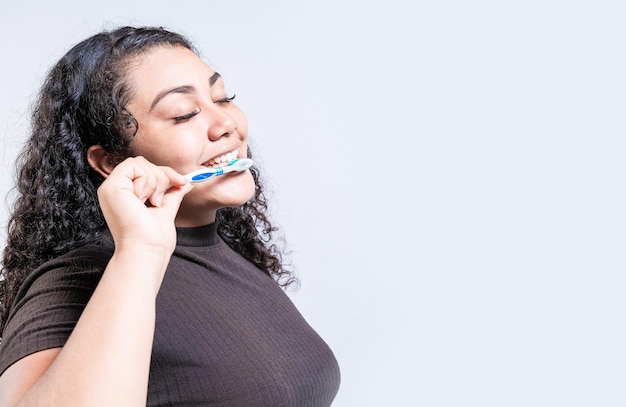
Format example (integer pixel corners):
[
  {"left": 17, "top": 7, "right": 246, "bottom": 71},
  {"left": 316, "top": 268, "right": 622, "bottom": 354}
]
[{"left": 203, "top": 149, "right": 239, "bottom": 168}]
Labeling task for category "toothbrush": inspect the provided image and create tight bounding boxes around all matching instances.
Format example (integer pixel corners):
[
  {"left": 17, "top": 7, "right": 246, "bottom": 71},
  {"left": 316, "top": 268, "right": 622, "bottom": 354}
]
[{"left": 184, "top": 158, "right": 253, "bottom": 183}]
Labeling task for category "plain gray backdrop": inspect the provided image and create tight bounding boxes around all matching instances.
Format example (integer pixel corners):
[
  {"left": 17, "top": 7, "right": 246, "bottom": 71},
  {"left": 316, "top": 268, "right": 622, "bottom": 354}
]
[{"left": 1, "top": 1, "right": 625, "bottom": 406}]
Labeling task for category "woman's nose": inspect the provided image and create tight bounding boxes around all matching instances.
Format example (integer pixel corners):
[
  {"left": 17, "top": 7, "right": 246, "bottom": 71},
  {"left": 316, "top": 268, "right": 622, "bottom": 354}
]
[{"left": 207, "top": 108, "right": 237, "bottom": 141}]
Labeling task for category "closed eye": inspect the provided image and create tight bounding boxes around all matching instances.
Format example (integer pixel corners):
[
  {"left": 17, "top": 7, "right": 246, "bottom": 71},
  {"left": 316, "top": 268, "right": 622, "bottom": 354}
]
[
  {"left": 173, "top": 109, "right": 201, "bottom": 122},
  {"left": 215, "top": 94, "right": 236, "bottom": 104}
]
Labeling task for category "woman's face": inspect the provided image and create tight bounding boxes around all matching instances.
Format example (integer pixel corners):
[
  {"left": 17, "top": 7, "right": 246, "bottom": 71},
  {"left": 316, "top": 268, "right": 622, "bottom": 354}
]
[{"left": 124, "top": 45, "right": 255, "bottom": 227}]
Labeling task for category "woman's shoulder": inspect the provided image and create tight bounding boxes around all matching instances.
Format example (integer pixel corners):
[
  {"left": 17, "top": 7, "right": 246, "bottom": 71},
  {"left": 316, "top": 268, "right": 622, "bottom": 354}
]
[
  {"left": 15, "top": 233, "right": 115, "bottom": 300},
  {"left": 43, "top": 233, "right": 114, "bottom": 273},
  {"left": 58, "top": 233, "right": 115, "bottom": 265},
  {"left": 0, "top": 236, "right": 115, "bottom": 376}
]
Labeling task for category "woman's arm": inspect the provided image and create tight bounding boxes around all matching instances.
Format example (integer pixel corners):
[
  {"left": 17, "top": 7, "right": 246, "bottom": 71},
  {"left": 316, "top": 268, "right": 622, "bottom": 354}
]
[{"left": 0, "top": 157, "right": 192, "bottom": 407}]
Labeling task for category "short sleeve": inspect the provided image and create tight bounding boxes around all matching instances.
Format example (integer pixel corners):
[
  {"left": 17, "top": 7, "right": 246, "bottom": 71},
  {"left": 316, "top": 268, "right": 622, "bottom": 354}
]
[{"left": 0, "top": 246, "right": 112, "bottom": 375}]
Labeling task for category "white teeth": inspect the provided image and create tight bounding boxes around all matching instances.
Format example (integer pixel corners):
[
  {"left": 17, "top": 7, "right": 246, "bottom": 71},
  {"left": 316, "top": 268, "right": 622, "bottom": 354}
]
[{"left": 206, "top": 149, "right": 239, "bottom": 167}]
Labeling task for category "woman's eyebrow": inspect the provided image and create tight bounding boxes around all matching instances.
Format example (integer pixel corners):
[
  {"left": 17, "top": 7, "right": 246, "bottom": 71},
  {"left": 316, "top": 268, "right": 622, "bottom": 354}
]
[
  {"left": 150, "top": 72, "right": 223, "bottom": 112},
  {"left": 150, "top": 85, "right": 195, "bottom": 112},
  {"left": 209, "top": 72, "right": 222, "bottom": 86}
]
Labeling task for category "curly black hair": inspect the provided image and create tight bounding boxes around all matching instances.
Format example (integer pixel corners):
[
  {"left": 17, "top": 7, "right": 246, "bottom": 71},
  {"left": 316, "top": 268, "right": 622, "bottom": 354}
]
[{"left": 0, "top": 26, "right": 296, "bottom": 331}]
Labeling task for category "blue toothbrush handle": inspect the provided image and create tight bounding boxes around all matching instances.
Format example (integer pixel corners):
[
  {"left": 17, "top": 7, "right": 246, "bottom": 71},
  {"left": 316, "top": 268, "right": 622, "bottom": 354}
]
[{"left": 189, "top": 172, "right": 216, "bottom": 182}]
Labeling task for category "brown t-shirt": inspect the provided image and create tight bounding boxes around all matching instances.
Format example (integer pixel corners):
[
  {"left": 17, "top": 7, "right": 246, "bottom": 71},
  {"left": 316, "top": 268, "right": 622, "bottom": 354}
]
[{"left": 0, "top": 223, "right": 340, "bottom": 406}]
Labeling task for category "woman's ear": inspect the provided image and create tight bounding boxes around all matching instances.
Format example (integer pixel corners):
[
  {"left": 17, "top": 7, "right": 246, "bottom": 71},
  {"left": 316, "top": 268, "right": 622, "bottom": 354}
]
[{"left": 87, "top": 145, "right": 116, "bottom": 178}]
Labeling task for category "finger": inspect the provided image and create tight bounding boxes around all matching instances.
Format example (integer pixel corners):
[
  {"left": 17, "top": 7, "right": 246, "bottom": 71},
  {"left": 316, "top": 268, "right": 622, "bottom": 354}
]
[
  {"left": 127, "top": 158, "right": 175, "bottom": 206},
  {"left": 145, "top": 164, "right": 192, "bottom": 207},
  {"left": 159, "top": 183, "right": 194, "bottom": 218},
  {"left": 131, "top": 157, "right": 159, "bottom": 202},
  {"left": 108, "top": 157, "right": 190, "bottom": 207},
  {"left": 158, "top": 166, "right": 189, "bottom": 187},
  {"left": 146, "top": 169, "right": 175, "bottom": 207}
]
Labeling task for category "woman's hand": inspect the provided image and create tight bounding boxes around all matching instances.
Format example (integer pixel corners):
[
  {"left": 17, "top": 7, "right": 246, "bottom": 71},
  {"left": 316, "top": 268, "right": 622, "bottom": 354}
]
[
  {"left": 97, "top": 156, "right": 193, "bottom": 256},
  {"left": 0, "top": 157, "right": 193, "bottom": 407}
]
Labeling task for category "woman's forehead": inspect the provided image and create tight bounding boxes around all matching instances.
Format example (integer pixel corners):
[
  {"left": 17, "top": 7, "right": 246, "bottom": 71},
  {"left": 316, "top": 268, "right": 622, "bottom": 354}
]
[{"left": 127, "top": 46, "right": 218, "bottom": 107}]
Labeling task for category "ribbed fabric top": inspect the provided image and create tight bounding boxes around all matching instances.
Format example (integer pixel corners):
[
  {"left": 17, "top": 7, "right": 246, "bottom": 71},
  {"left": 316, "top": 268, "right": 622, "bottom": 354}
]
[
  {"left": 175, "top": 222, "right": 222, "bottom": 247},
  {"left": 0, "top": 223, "right": 340, "bottom": 406}
]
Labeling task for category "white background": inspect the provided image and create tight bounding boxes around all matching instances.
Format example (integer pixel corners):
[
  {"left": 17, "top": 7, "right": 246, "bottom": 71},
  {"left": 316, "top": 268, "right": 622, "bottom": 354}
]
[{"left": 1, "top": 1, "right": 625, "bottom": 406}]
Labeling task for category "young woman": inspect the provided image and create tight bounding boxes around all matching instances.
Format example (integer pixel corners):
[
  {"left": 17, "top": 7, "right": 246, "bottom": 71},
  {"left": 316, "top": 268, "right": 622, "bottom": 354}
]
[{"left": 0, "top": 26, "right": 340, "bottom": 406}]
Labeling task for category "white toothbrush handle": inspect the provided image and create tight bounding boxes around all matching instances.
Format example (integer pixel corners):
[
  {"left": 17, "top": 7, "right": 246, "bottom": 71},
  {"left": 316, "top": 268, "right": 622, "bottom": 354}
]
[{"left": 184, "top": 158, "right": 253, "bottom": 183}]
